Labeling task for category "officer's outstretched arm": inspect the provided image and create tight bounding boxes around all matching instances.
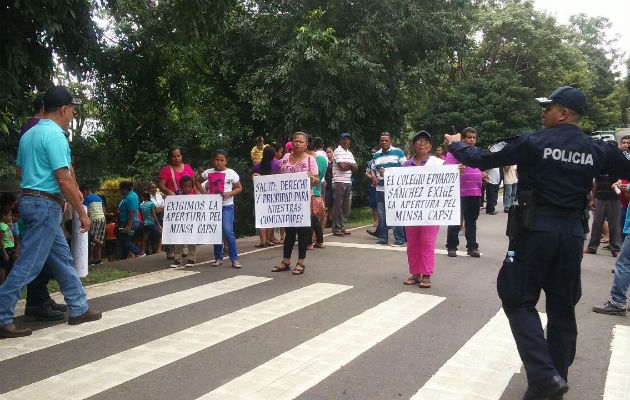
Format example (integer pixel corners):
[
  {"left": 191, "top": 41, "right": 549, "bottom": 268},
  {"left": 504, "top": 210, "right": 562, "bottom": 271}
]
[{"left": 448, "top": 136, "right": 526, "bottom": 170}]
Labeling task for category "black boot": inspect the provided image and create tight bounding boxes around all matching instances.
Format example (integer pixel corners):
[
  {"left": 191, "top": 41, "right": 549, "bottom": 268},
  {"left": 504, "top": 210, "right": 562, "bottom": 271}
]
[{"left": 24, "top": 302, "right": 65, "bottom": 321}]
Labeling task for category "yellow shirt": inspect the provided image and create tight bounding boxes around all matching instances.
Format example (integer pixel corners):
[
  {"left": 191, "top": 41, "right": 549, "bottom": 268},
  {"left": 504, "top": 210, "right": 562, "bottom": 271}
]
[{"left": 250, "top": 144, "right": 268, "bottom": 163}]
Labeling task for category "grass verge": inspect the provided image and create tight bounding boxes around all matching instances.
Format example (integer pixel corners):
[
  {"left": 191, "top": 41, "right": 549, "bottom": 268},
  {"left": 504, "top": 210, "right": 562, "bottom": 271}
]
[
  {"left": 21, "top": 267, "right": 138, "bottom": 299},
  {"left": 347, "top": 206, "right": 375, "bottom": 227}
]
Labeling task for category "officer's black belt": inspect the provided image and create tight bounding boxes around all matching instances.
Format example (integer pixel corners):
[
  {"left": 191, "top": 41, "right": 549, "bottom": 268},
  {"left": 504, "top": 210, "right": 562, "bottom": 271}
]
[{"left": 533, "top": 205, "right": 583, "bottom": 219}]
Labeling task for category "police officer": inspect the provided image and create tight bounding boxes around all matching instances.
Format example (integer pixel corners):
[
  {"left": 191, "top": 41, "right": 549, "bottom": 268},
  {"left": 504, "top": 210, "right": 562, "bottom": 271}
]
[{"left": 444, "top": 86, "right": 630, "bottom": 400}]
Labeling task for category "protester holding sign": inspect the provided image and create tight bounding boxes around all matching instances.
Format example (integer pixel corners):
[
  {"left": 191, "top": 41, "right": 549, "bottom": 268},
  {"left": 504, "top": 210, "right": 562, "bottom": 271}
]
[
  {"left": 253, "top": 146, "right": 283, "bottom": 247},
  {"left": 271, "top": 132, "right": 319, "bottom": 275},
  {"left": 169, "top": 176, "right": 199, "bottom": 267},
  {"left": 199, "top": 150, "right": 243, "bottom": 269},
  {"left": 401, "top": 131, "right": 444, "bottom": 288},
  {"left": 157, "top": 147, "right": 194, "bottom": 260}
]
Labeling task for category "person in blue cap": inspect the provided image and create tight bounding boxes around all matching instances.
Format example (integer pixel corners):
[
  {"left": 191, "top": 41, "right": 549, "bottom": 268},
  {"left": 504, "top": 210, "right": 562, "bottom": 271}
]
[{"left": 444, "top": 86, "right": 630, "bottom": 400}]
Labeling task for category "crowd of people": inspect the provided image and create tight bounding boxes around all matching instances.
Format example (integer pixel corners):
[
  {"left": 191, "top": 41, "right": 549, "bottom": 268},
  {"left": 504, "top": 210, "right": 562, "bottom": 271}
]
[{"left": 4, "top": 82, "right": 630, "bottom": 400}]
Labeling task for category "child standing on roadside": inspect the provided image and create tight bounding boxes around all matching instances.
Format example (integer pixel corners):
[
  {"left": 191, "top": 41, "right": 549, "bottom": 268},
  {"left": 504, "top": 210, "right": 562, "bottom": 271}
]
[
  {"left": 104, "top": 214, "right": 117, "bottom": 262},
  {"left": 0, "top": 208, "right": 17, "bottom": 284},
  {"left": 140, "top": 192, "right": 162, "bottom": 255},
  {"left": 171, "top": 176, "right": 198, "bottom": 267},
  {"left": 199, "top": 149, "right": 243, "bottom": 268}
]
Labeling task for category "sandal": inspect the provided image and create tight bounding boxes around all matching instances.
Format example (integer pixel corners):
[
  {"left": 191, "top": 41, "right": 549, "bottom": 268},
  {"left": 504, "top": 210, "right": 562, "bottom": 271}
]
[
  {"left": 232, "top": 261, "right": 242, "bottom": 269},
  {"left": 254, "top": 243, "right": 267, "bottom": 248},
  {"left": 418, "top": 275, "right": 432, "bottom": 288},
  {"left": 271, "top": 261, "right": 291, "bottom": 272},
  {"left": 313, "top": 243, "right": 325, "bottom": 249},
  {"left": 403, "top": 276, "right": 419, "bottom": 285},
  {"left": 292, "top": 262, "right": 306, "bottom": 275},
  {"left": 306, "top": 244, "right": 314, "bottom": 250},
  {"left": 270, "top": 239, "right": 283, "bottom": 245}
]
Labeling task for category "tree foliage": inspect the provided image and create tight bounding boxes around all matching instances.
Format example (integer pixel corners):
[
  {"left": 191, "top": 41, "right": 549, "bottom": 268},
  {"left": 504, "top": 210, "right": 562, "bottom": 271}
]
[{"left": 0, "top": 0, "right": 628, "bottom": 232}]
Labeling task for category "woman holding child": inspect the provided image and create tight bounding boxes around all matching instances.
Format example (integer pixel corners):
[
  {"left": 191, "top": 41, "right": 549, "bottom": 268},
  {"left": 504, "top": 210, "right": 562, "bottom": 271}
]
[{"left": 157, "top": 147, "right": 195, "bottom": 259}]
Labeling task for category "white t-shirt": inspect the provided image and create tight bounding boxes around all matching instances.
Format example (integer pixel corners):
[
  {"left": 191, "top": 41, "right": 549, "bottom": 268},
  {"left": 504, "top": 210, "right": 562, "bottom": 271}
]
[
  {"left": 332, "top": 146, "right": 356, "bottom": 183},
  {"left": 201, "top": 168, "right": 240, "bottom": 206},
  {"left": 487, "top": 168, "right": 501, "bottom": 185},
  {"left": 150, "top": 192, "right": 165, "bottom": 209}
]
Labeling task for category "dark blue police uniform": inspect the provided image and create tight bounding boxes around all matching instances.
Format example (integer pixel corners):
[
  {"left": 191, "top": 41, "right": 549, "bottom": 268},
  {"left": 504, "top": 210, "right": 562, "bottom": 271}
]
[{"left": 449, "top": 122, "right": 630, "bottom": 394}]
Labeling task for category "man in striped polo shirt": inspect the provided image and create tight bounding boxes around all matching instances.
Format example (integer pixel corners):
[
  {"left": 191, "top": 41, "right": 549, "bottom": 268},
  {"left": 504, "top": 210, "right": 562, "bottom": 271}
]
[
  {"left": 332, "top": 133, "right": 358, "bottom": 236},
  {"left": 369, "top": 132, "right": 407, "bottom": 246}
]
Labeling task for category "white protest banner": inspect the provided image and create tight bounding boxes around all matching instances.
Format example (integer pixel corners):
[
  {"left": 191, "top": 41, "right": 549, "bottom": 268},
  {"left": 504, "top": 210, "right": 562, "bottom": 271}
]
[
  {"left": 253, "top": 172, "right": 311, "bottom": 228},
  {"left": 162, "top": 194, "right": 222, "bottom": 244},
  {"left": 72, "top": 206, "right": 89, "bottom": 277},
  {"left": 384, "top": 164, "right": 460, "bottom": 226}
]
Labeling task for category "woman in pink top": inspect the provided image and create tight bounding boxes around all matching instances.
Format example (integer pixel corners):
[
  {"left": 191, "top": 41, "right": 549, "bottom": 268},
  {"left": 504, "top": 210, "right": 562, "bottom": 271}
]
[
  {"left": 271, "top": 132, "right": 319, "bottom": 275},
  {"left": 157, "top": 147, "right": 195, "bottom": 259},
  {"left": 157, "top": 147, "right": 195, "bottom": 196},
  {"left": 444, "top": 127, "right": 483, "bottom": 258}
]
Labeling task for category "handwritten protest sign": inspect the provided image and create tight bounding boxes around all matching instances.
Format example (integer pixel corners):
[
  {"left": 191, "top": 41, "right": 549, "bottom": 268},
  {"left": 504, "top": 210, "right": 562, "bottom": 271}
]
[
  {"left": 253, "top": 172, "right": 311, "bottom": 228},
  {"left": 384, "top": 164, "right": 460, "bottom": 226},
  {"left": 162, "top": 194, "right": 223, "bottom": 244}
]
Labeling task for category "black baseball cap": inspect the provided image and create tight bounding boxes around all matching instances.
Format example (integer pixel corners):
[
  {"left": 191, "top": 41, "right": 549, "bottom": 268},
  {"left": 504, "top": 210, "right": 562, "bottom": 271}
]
[
  {"left": 412, "top": 130, "right": 431, "bottom": 142},
  {"left": 535, "top": 86, "right": 586, "bottom": 115},
  {"left": 43, "top": 86, "right": 81, "bottom": 110}
]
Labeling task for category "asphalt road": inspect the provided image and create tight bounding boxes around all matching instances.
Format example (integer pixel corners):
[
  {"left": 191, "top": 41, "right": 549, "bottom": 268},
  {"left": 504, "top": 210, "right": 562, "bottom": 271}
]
[{"left": 0, "top": 205, "right": 628, "bottom": 400}]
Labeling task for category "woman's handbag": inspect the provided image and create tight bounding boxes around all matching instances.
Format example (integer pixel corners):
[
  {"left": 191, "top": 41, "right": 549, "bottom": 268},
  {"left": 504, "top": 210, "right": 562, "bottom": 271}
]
[
  {"left": 307, "top": 156, "right": 326, "bottom": 217},
  {"left": 311, "top": 195, "right": 326, "bottom": 217}
]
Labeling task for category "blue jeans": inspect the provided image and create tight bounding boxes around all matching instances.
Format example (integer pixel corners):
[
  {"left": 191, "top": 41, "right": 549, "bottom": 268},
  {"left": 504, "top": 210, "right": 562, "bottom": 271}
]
[
  {"left": 214, "top": 205, "right": 238, "bottom": 261},
  {"left": 118, "top": 221, "right": 142, "bottom": 259},
  {"left": 503, "top": 183, "right": 517, "bottom": 210},
  {"left": 620, "top": 207, "right": 627, "bottom": 243},
  {"left": 376, "top": 191, "right": 405, "bottom": 244},
  {"left": 0, "top": 195, "right": 88, "bottom": 324},
  {"left": 611, "top": 234, "right": 630, "bottom": 307}
]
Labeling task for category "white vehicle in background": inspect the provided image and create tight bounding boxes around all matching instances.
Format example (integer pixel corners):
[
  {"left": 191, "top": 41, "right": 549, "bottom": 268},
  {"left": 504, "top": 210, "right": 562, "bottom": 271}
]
[{"left": 591, "top": 130, "right": 616, "bottom": 142}]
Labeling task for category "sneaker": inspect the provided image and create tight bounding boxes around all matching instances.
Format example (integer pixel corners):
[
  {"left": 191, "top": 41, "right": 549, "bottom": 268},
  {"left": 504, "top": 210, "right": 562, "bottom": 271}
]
[
  {"left": 136, "top": 252, "right": 146, "bottom": 258},
  {"left": 467, "top": 249, "right": 481, "bottom": 258},
  {"left": 170, "top": 260, "right": 182, "bottom": 268},
  {"left": 447, "top": 250, "right": 457, "bottom": 257},
  {"left": 185, "top": 259, "right": 197, "bottom": 266},
  {"left": 593, "top": 300, "right": 626, "bottom": 316},
  {"left": 366, "top": 229, "right": 378, "bottom": 238},
  {"left": 390, "top": 242, "right": 405, "bottom": 247},
  {"left": 231, "top": 261, "right": 242, "bottom": 269},
  {"left": 209, "top": 259, "right": 223, "bottom": 267},
  {"left": 376, "top": 241, "right": 388, "bottom": 245}
]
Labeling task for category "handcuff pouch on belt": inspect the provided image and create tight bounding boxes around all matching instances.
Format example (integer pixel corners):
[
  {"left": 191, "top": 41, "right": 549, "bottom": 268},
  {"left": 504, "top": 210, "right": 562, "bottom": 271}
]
[{"left": 505, "top": 190, "right": 535, "bottom": 250}]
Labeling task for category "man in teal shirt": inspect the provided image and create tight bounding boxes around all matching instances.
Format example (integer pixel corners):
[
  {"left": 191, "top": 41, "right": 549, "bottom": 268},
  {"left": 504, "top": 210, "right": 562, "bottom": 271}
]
[{"left": 0, "top": 86, "right": 102, "bottom": 338}]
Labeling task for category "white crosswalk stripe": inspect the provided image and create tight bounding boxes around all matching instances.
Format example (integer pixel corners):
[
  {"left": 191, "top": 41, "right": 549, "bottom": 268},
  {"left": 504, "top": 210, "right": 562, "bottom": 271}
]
[
  {"left": 603, "top": 325, "right": 630, "bottom": 400},
  {"left": 411, "top": 310, "right": 547, "bottom": 400},
  {"left": 2, "top": 263, "right": 627, "bottom": 400},
  {"left": 14, "top": 268, "right": 199, "bottom": 316},
  {"left": 0, "top": 282, "right": 351, "bottom": 400},
  {"left": 199, "top": 292, "right": 445, "bottom": 399},
  {"left": 0, "top": 275, "right": 269, "bottom": 362}
]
